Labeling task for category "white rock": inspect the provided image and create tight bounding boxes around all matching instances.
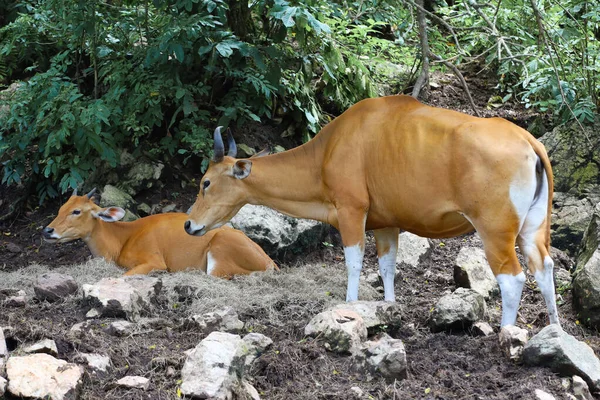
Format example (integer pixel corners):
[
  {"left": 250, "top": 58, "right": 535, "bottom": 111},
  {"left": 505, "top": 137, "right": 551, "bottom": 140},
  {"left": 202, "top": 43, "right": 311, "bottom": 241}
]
[
  {"left": 499, "top": 325, "right": 528, "bottom": 361},
  {"left": 180, "top": 332, "right": 245, "bottom": 400},
  {"left": 24, "top": 339, "right": 58, "bottom": 356},
  {"left": 86, "top": 308, "right": 101, "bottom": 319},
  {"left": 305, "top": 309, "right": 367, "bottom": 354},
  {"left": 572, "top": 375, "right": 593, "bottom": 400},
  {"left": 0, "top": 376, "right": 6, "bottom": 397},
  {"left": 5, "top": 290, "right": 27, "bottom": 307},
  {"left": 534, "top": 389, "right": 555, "bottom": 400},
  {"left": 396, "top": 232, "right": 433, "bottom": 268},
  {"left": 105, "top": 320, "right": 135, "bottom": 337},
  {"left": 241, "top": 333, "right": 273, "bottom": 366},
  {"left": 77, "top": 353, "right": 111, "bottom": 373},
  {"left": 116, "top": 375, "right": 149, "bottom": 390},
  {"left": 34, "top": 273, "right": 78, "bottom": 302},
  {"left": 350, "top": 386, "right": 364, "bottom": 397},
  {"left": 453, "top": 247, "right": 499, "bottom": 299},
  {"left": 472, "top": 321, "right": 494, "bottom": 337},
  {"left": 6, "top": 353, "right": 83, "bottom": 400},
  {"left": 332, "top": 301, "right": 402, "bottom": 329},
  {"left": 359, "top": 334, "right": 407, "bottom": 381},
  {"left": 69, "top": 321, "right": 91, "bottom": 333},
  {"left": 242, "top": 380, "right": 261, "bottom": 400},
  {"left": 429, "top": 288, "right": 486, "bottom": 332},
  {"left": 522, "top": 325, "right": 600, "bottom": 391},
  {"left": 0, "top": 326, "right": 8, "bottom": 358},
  {"left": 82, "top": 276, "right": 161, "bottom": 320},
  {"left": 187, "top": 306, "right": 244, "bottom": 334}
]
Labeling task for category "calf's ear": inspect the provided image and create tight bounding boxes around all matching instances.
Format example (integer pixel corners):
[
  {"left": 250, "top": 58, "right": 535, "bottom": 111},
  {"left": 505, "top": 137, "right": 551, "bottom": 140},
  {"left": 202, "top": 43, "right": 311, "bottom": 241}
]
[
  {"left": 93, "top": 207, "right": 126, "bottom": 222},
  {"left": 232, "top": 160, "right": 252, "bottom": 180}
]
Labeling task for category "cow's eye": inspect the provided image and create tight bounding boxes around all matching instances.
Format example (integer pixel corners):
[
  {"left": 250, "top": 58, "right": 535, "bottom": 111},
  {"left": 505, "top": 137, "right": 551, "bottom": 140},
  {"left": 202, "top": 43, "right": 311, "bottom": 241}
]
[
  {"left": 72, "top": 210, "right": 81, "bottom": 215},
  {"left": 203, "top": 180, "right": 211, "bottom": 189}
]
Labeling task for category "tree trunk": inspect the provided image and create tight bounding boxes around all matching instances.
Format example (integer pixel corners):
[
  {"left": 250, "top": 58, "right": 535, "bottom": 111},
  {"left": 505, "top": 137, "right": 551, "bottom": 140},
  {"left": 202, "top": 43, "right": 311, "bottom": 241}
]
[
  {"left": 412, "top": 0, "right": 430, "bottom": 98},
  {"left": 227, "top": 0, "right": 251, "bottom": 41}
]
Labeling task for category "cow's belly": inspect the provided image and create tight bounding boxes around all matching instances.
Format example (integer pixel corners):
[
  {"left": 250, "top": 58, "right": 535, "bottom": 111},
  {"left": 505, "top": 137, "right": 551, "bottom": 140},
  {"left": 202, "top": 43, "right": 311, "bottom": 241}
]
[{"left": 365, "top": 199, "right": 475, "bottom": 238}]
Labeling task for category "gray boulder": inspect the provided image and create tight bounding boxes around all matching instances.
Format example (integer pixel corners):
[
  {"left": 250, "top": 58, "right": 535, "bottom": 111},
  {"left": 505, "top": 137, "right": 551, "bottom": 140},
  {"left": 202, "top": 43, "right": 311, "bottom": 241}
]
[
  {"left": 75, "top": 353, "right": 111, "bottom": 374},
  {"left": 305, "top": 309, "right": 367, "bottom": 354},
  {"left": 358, "top": 333, "right": 407, "bottom": 381},
  {"left": 99, "top": 185, "right": 138, "bottom": 221},
  {"left": 82, "top": 276, "right": 162, "bottom": 320},
  {"left": 230, "top": 204, "right": 329, "bottom": 260},
  {"left": 572, "top": 203, "right": 600, "bottom": 329},
  {"left": 522, "top": 325, "right": 600, "bottom": 391},
  {"left": 430, "top": 288, "right": 486, "bottom": 332},
  {"left": 453, "top": 247, "right": 499, "bottom": 299},
  {"left": 396, "top": 232, "right": 433, "bottom": 268},
  {"left": 23, "top": 339, "right": 58, "bottom": 357},
  {"left": 34, "top": 273, "right": 78, "bottom": 302},
  {"left": 121, "top": 161, "right": 164, "bottom": 196},
  {"left": 551, "top": 193, "right": 596, "bottom": 255}
]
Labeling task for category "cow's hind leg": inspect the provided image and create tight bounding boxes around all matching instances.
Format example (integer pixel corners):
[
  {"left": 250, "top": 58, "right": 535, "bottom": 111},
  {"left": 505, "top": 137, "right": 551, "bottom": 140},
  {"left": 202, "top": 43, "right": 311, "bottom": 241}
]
[
  {"left": 477, "top": 226, "right": 525, "bottom": 327},
  {"left": 373, "top": 227, "right": 399, "bottom": 301}
]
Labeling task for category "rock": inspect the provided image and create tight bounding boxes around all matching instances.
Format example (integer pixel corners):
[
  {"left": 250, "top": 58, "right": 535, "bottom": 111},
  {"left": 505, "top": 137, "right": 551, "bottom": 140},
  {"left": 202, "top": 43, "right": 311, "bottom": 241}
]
[
  {"left": 0, "top": 375, "right": 6, "bottom": 397},
  {"left": 82, "top": 276, "right": 161, "bottom": 320},
  {"left": 242, "top": 380, "right": 260, "bottom": 400},
  {"left": 23, "top": 339, "right": 58, "bottom": 356},
  {"left": 573, "top": 203, "right": 600, "bottom": 329},
  {"left": 472, "top": 321, "right": 494, "bottom": 337},
  {"left": 350, "top": 386, "right": 364, "bottom": 397},
  {"left": 69, "top": 321, "right": 91, "bottom": 333},
  {"left": 0, "top": 326, "right": 8, "bottom": 358},
  {"left": 429, "top": 288, "right": 486, "bottom": 332},
  {"left": 137, "top": 202, "right": 152, "bottom": 216},
  {"left": 116, "top": 375, "right": 149, "bottom": 390},
  {"left": 76, "top": 353, "right": 111, "bottom": 374},
  {"left": 453, "top": 247, "right": 499, "bottom": 299},
  {"left": 396, "top": 232, "right": 433, "bottom": 268},
  {"left": 551, "top": 193, "right": 596, "bottom": 255},
  {"left": 331, "top": 301, "right": 402, "bottom": 329},
  {"left": 4, "top": 290, "right": 27, "bottom": 307},
  {"left": 105, "top": 320, "right": 135, "bottom": 337},
  {"left": 161, "top": 203, "right": 177, "bottom": 213},
  {"left": 534, "top": 389, "right": 556, "bottom": 400},
  {"left": 365, "top": 272, "right": 382, "bottom": 288},
  {"left": 6, "top": 353, "right": 83, "bottom": 400},
  {"left": 5, "top": 242, "right": 22, "bottom": 253},
  {"left": 121, "top": 161, "right": 164, "bottom": 196},
  {"left": 34, "top": 273, "right": 78, "bottom": 302},
  {"left": 186, "top": 306, "right": 244, "bottom": 334},
  {"left": 180, "top": 332, "right": 245, "bottom": 400},
  {"left": 550, "top": 246, "right": 575, "bottom": 272},
  {"left": 522, "top": 325, "right": 600, "bottom": 391},
  {"left": 305, "top": 309, "right": 367, "bottom": 354},
  {"left": 554, "top": 268, "right": 572, "bottom": 288},
  {"left": 241, "top": 333, "right": 273, "bottom": 366},
  {"left": 230, "top": 204, "right": 329, "bottom": 261},
  {"left": 99, "top": 185, "right": 138, "bottom": 221},
  {"left": 498, "top": 325, "right": 528, "bottom": 361},
  {"left": 573, "top": 375, "right": 593, "bottom": 400},
  {"left": 359, "top": 333, "right": 407, "bottom": 381}
]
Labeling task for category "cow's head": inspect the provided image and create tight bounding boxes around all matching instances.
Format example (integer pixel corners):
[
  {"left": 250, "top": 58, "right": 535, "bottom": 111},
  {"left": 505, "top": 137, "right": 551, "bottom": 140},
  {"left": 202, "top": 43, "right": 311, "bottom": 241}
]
[
  {"left": 185, "top": 127, "right": 254, "bottom": 236},
  {"left": 42, "top": 188, "right": 125, "bottom": 243}
]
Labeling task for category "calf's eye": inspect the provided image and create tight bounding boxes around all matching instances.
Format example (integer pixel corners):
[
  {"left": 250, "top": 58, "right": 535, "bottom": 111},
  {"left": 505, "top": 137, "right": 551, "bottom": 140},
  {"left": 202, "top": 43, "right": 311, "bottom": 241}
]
[
  {"left": 72, "top": 210, "right": 81, "bottom": 215},
  {"left": 203, "top": 180, "right": 211, "bottom": 189}
]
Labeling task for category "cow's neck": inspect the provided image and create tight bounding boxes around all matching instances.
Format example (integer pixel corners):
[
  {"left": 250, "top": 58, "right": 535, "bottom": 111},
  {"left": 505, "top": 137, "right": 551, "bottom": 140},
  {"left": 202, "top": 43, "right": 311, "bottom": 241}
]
[
  {"left": 84, "top": 221, "right": 137, "bottom": 261},
  {"left": 246, "top": 135, "right": 330, "bottom": 222}
]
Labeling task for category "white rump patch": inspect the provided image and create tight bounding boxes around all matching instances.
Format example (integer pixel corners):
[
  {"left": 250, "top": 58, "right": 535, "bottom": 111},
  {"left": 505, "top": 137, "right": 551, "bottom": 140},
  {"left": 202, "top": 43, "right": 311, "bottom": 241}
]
[
  {"left": 509, "top": 157, "right": 538, "bottom": 232},
  {"left": 206, "top": 251, "right": 217, "bottom": 276}
]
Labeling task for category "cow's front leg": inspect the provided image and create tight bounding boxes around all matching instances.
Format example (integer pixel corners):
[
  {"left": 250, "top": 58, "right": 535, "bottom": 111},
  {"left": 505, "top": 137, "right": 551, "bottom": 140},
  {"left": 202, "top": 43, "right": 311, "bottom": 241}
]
[{"left": 337, "top": 207, "right": 367, "bottom": 302}]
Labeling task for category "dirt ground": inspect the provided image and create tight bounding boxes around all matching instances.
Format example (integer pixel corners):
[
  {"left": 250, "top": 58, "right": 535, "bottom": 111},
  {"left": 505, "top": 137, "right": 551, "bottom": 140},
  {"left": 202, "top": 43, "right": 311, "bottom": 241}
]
[{"left": 1, "top": 81, "right": 598, "bottom": 400}]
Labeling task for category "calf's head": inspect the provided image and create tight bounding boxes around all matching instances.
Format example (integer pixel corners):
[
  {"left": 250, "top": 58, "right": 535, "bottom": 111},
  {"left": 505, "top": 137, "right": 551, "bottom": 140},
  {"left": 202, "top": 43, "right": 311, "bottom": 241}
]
[{"left": 42, "top": 188, "right": 125, "bottom": 243}]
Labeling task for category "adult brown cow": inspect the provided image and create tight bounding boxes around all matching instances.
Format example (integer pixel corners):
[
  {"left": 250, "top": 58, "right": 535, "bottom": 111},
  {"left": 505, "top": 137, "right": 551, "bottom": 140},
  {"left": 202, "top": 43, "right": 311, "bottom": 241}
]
[{"left": 185, "top": 95, "right": 558, "bottom": 327}]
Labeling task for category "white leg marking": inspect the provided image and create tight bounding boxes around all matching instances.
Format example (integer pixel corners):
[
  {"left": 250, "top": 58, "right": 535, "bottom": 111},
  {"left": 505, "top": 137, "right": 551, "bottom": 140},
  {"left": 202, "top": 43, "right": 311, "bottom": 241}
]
[
  {"left": 496, "top": 272, "right": 526, "bottom": 327},
  {"left": 345, "top": 245, "right": 364, "bottom": 302},
  {"left": 206, "top": 251, "right": 217, "bottom": 276},
  {"left": 534, "top": 256, "right": 560, "bottom": 325},
  {"left": 378, "top": 250, "right": 396, "bottom": 302}
]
